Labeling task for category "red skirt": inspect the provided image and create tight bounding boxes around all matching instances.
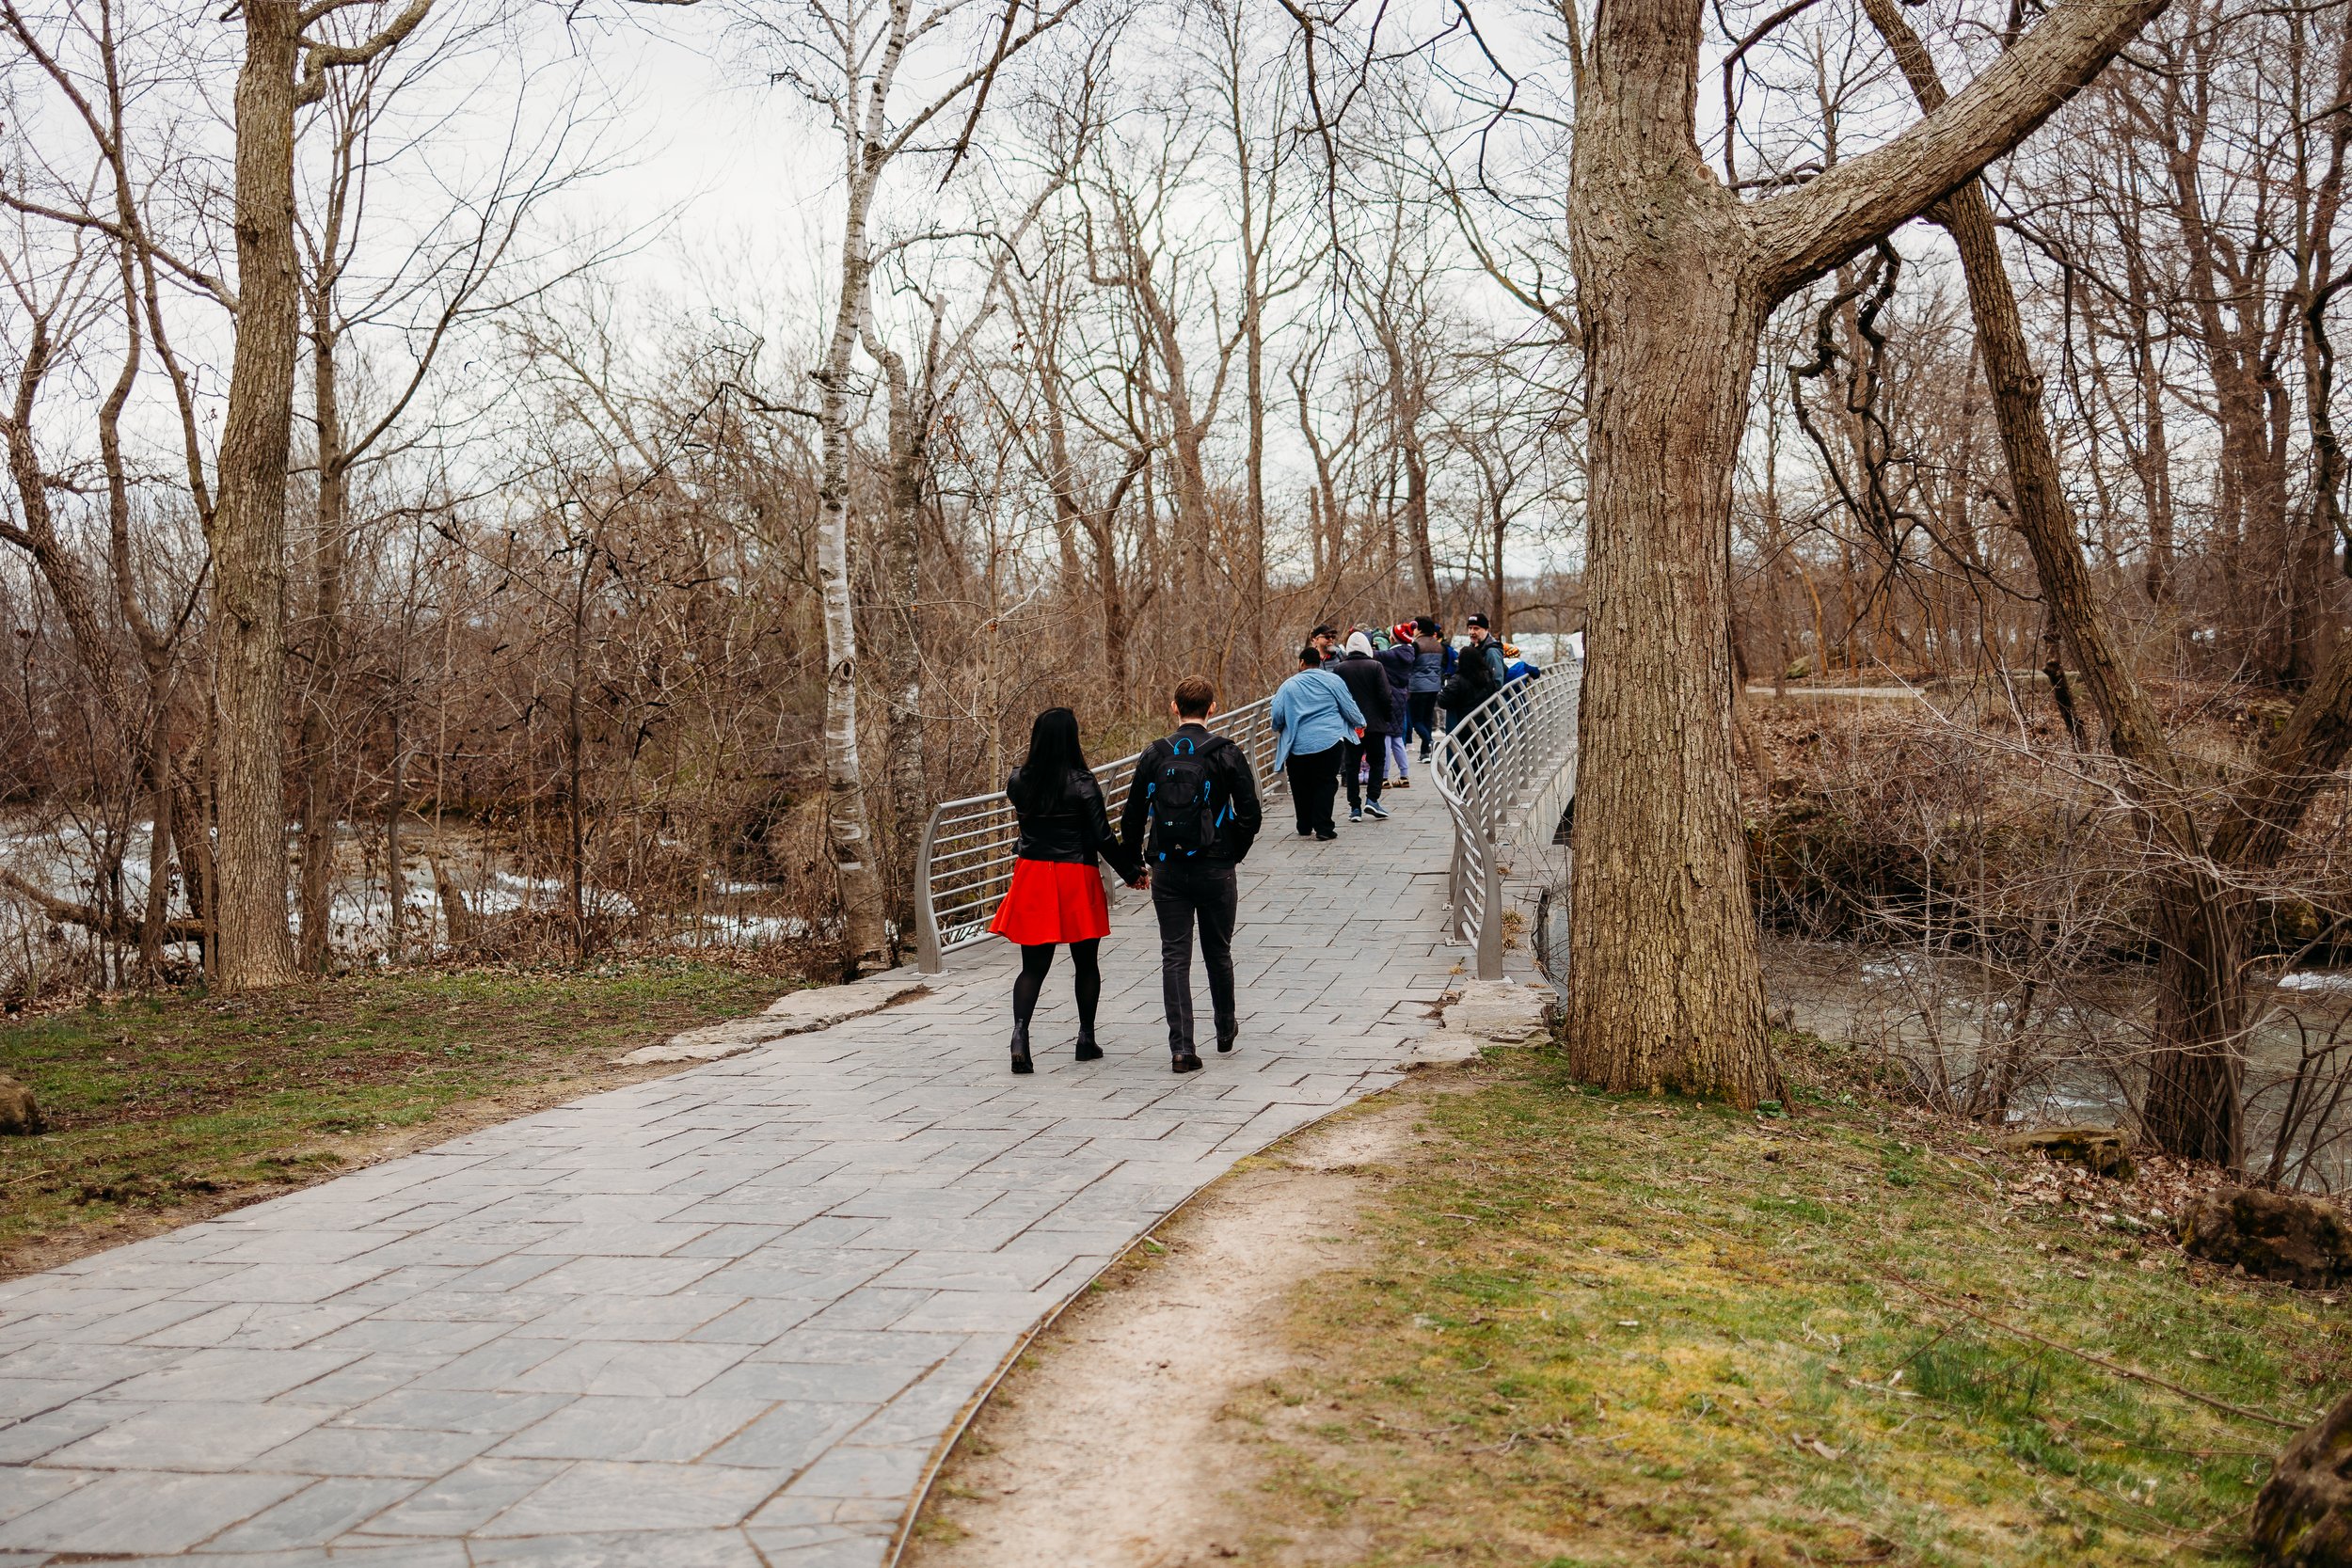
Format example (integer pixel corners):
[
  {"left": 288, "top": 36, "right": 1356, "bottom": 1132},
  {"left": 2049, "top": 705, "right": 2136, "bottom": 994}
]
[{"left": 989, "top": 857, "right": 1111, "bottom": 946}]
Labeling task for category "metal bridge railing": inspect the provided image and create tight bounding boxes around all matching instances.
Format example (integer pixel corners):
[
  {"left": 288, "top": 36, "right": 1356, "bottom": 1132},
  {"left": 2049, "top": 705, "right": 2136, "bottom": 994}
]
[
  {"left": 1429, "top": 663, "right": 1583, "bottom": 981},
  {"left": 912, "top": 695, "right": 1284, "bottom": 974}
]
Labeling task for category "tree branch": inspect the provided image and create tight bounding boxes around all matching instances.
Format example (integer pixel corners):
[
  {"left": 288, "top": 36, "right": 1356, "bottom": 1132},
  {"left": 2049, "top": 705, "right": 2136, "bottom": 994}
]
[
  {"left": 1750, "top": 0, "right": 2170, "bottom": 300},
  {"left": 295, "top": 0, "right": 433, "bottom": 108}
]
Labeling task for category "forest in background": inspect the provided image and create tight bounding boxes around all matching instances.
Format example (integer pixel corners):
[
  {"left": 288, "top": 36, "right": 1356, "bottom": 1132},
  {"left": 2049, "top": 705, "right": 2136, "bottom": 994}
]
[{"left": 3, "top": 0, "right": 2351, "bottom": 1177}]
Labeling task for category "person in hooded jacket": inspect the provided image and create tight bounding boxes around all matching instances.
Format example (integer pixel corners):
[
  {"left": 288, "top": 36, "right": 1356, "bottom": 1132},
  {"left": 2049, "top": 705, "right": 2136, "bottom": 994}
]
[
  {"left": 1406, "top": 615, "right": 1450, "bottom": 761},
  {"left": 1330, "top": 631, "right": 1400, "bottom": 820},
  {"left": 1377, "top": 625, "right": 1417, "bottom": 787},
  {"left": 988, "top": 707, "right": 1144, "bottom": 1074}
]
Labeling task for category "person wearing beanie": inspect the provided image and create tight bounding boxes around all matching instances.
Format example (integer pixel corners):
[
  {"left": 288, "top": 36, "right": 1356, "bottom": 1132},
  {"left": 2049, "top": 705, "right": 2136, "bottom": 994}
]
[{"left": 1330, "top": 631, "right": 1400, "bottom": 820}]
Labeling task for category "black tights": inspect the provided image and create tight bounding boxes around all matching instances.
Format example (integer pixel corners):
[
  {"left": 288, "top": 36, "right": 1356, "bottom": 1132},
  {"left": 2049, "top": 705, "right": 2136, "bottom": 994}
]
[{"left": 1011, "top": 939, "right": 1102, "bottom": 1037}]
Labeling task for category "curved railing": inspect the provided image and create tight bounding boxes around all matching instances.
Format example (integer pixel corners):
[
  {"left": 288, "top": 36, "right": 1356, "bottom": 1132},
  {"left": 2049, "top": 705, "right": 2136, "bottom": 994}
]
[
  {"left": 1429, "top": 663, "right": 1583, "bottom": 980},
  {"left": 912, "top": 695, "right": 1285, "bottom": 973}
]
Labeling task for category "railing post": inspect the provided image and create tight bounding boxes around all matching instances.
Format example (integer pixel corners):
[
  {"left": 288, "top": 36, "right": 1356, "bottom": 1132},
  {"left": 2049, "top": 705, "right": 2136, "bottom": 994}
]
[
  {"left": 914, "top": 805, "right": 943, "bottom": 974},
  {"left": 1476, "top": 832, "right": 1504, "bottom": 980}
]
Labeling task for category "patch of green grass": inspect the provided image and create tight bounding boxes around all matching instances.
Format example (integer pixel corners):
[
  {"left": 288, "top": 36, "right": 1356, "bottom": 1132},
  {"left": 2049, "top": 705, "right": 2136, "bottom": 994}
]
[
  {"left": 1246, "top": 1047, "right": 2343, "bottom": 1566},
  {"left": 0, "top": 960, "right": 784, "bottom": 1266}
]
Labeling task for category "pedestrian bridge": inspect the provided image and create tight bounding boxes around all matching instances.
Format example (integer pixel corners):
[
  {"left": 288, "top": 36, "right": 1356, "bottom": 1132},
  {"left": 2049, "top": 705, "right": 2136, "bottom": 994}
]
[{"left": 0, "top": 672, "right": 1579, "bottom": 1566}]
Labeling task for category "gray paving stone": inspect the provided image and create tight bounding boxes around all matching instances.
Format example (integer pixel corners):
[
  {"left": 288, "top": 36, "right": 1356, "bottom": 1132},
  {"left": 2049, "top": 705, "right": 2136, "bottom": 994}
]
[
  {"left": 503, "top": 1340, "right": 748, "bottom": 1398},
  {"left": 771, "top": 1441, "right": 929, "bottom": 1500},
  {"left": 0, "top": 1463, "right": 89, "bottom": 1522},
  {"left": 347, "top": 1458, "right": 568, "bottom": 1536},
  {"left": 44, "top": 1401, "right": 328, "bottom": 1471},
  {"left": 477, "top": 1460, "right": 786, "bottom": 1535},
  {"left": 246, "top": 1423, "right": 502, "bottom": 1478},
  {"left": 700, "top": 1402, "right": 875, "bottom": 1470},
  {"left": 491, "top": 1395, "right": 771, "bottom": 1463},
  {"left": 468, "top": 1528, "right": 768, "bottom": 1566},
  {"left": 329, "top": 1388, "right": 575, "bottom": 1435},
  {"left": 744, "top": 1528, "right": 890, "bottom": 1567},
  {"left": 0, "top": 1469, "right": 312, "bottom": 1553},
  {"left": 193, "top": 1544, "right": 467, "bottom": 1567},
  {"left": 199, "top": 1477, "right": 422, "bottom": 1551},
  {"left": 106, "top": 1349, "right": 361, "bottom": 1404}
]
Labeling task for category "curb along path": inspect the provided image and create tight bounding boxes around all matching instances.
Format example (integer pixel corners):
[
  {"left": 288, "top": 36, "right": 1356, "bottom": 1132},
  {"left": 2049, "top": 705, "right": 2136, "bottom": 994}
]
[{"left": 0, "top": 780, "right": 1497, "bottom": 1566}]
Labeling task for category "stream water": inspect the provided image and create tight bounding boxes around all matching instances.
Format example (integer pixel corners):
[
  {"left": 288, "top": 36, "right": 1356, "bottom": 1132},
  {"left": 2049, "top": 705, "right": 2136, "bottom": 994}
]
[{"left": 1765, "top": 936, "right": 2352, "bottom": 1187}]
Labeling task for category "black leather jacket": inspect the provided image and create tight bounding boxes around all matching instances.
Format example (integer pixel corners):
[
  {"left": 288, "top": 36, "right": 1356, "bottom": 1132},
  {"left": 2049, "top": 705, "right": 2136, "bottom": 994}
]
[{"left": 1007, "top": 767, "right": 1142, "bottom": 881}]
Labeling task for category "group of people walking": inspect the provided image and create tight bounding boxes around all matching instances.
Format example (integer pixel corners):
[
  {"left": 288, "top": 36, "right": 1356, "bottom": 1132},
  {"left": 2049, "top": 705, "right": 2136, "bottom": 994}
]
[{"left": 985, "top": 615, "right": 1534, "bottom": 1076}]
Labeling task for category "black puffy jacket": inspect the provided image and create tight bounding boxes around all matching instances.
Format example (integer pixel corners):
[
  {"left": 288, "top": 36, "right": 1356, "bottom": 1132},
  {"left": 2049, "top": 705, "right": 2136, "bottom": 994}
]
[
  {"left": 1006, "top": 767, "right": 1142, "bottom": 881},
  {"left": 1331, "top": 651, "right": 1400, "bottom": 735}
]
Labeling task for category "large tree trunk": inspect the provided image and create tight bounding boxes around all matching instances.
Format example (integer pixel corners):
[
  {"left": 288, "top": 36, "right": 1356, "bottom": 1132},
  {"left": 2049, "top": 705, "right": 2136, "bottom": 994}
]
[
  {"left": 1562, "top": 0, "right": 2169, "bottom": 1105},
  {"left": 1563, "top": 20, "right": 1774, "bottom": 1103},
  {"left": 207, "top": 0, "right": 304, "bottom": 991},
  {"left": 815, "top": 157, "right": 890, "bottom": 977}
]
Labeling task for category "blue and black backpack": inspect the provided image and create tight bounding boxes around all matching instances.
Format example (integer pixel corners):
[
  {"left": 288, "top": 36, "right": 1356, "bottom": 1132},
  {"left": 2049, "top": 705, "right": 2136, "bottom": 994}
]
[{"left": 1146, "top": 736, "right": 1232, "bottom": 863}]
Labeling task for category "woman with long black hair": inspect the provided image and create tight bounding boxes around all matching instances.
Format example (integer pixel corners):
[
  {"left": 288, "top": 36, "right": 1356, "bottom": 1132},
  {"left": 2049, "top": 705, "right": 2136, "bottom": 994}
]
[{"left": 988, "top": 707, "right": 1145, "bottom": 1073}]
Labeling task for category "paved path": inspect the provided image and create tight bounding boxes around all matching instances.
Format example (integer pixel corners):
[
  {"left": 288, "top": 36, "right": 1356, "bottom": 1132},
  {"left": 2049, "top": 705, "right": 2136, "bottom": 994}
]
[{"left": 0, "top": 773, "right": 1487, "bottom": 1566}]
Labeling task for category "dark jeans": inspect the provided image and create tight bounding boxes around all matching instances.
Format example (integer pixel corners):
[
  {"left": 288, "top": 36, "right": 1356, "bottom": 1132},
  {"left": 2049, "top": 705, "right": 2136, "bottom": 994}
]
[
  {"left": 1406, "top": 691, "right": 1439, "bottom": 754},
  {"left": 1152, "top": 861, "right": 1238, "bottom": 1053},
  {"left": 1343, "top": 733, "right": 1389, "bottom": 812},
  {"left": 1285, "top": 744, "right": 1343, "bottom": 836}
]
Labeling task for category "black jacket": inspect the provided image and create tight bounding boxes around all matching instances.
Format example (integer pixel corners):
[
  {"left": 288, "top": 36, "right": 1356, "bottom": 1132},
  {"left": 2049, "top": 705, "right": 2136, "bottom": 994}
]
[
  {"left": 1120, "top": 724, "right": 1264, "bottom": 865},
  {"left": 1007, "top": 767, "right": 1142, "bottom": 881},
  {"left": 1331, "top": 651, "right": 1400, "bottom": 735}
]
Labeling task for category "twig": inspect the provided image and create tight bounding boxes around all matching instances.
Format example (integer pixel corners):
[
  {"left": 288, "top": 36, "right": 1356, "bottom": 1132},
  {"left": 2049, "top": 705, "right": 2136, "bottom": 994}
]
[{"left": 1876, "top": 1268, "right": 2310, "bottom": 1431}]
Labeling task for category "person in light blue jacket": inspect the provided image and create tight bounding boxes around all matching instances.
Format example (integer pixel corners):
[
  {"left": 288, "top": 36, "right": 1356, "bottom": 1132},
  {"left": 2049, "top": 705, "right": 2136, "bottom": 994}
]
[{"left": 1270, "top": 644, "right": 1365, "bottom": 841}]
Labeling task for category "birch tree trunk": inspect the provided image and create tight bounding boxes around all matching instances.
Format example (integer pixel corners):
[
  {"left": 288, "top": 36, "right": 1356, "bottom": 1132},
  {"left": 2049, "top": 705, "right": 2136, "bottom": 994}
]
[{"left": 816, "top": 151, "right": 890, "bottom": 975}]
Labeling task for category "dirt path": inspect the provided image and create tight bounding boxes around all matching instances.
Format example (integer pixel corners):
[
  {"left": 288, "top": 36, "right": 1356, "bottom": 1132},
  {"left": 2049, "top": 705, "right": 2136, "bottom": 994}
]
[{"left": 905, "top": 1092, "right": 1428, "bottom": 1568}]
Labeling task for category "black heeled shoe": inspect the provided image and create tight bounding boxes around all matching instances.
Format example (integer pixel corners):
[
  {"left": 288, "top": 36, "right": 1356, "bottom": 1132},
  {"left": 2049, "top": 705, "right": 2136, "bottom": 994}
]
[
  {"left": 1074, "top": 1028, "right": 1104, "bottom": 1063},
  {"left": 1010, "top": 1023, "right": 1034, "bottom": 1075}
]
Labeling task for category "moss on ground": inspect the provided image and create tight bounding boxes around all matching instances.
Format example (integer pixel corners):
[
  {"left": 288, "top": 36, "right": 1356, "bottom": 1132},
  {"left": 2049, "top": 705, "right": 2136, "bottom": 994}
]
[
  {"left": 0, "top": 960, "right": 786, "bottom": 1270},
  {"left": 1238, "top": 1044, "right": 2340, "bottom": 1566}
]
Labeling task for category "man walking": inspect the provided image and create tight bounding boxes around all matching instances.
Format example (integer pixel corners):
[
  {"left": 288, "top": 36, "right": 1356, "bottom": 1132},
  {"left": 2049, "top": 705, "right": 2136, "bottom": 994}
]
[
  {"left": 1330, "top": 632, "right": 1399, "bottom": 821},
  {"left": 1443, "top": 613, "right": 1511, "bottom": 733},
  {"left": 1123, "top": 677, "right": 1263, "bottom": 1074},
  {"left": 1406, "top": 616, "right": 1449, "bottom": 762},
  {"left": 1270, "top": 643, "right": 1363, "bottom": 841}
]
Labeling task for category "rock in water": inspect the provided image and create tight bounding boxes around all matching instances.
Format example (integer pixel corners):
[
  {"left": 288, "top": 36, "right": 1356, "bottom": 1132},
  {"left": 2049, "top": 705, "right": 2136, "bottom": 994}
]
[
  {"left": 2180, "top": 1187, "right": 2352, "bottom": 1290},
  {"left": 2255, "top": 1389, "right": 2352, "bottom": 1566},
  {"left": 1999, "top": 1124, "right": 2134, "bottom": 1179},
  {"left": 0, "top": 1075, "right": 43, "bottom": 1135}
]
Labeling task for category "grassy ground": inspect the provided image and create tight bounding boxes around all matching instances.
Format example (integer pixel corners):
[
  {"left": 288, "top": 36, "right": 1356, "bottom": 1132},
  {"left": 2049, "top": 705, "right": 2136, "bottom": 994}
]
[
  {"left": 1230, "top": 1041, "right": 2341, "bottom": 1567},
  {"left": 0, "top": 960, "right": 789, "bottom": 1275}
]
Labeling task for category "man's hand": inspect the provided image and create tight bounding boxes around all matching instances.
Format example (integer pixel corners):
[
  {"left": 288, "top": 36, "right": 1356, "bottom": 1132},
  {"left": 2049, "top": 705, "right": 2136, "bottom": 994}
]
[{"left": 1129, "top": 873, "right": 1150, "bottom": 890}]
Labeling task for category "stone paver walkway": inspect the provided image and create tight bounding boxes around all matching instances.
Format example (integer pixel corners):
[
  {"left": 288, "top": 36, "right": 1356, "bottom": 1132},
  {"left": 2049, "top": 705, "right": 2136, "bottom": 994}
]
[{"left": 0, "top": 774, "right": 1492, "bottom": 1566}]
